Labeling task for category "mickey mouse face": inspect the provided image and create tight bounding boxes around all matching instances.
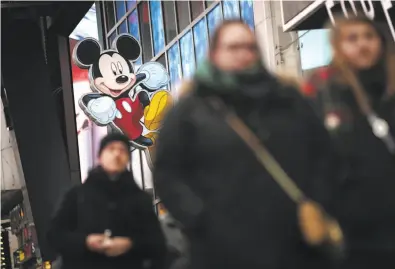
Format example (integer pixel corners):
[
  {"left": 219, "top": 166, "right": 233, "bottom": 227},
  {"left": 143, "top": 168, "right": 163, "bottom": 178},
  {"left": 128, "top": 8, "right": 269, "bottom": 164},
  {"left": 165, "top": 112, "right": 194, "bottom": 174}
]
[
  {"left": 93, "top": 52, "right": 136, "bottom": 97},
  {"left": 73, "top": 34, "right": 142, "bottom": 97}
]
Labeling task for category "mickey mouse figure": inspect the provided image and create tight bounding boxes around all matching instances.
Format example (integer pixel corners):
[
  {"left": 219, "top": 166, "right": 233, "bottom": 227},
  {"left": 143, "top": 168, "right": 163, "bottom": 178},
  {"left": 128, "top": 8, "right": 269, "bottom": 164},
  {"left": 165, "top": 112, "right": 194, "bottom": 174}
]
[{"left": 73, "top": 34, "right": 172, "bottom": 149}]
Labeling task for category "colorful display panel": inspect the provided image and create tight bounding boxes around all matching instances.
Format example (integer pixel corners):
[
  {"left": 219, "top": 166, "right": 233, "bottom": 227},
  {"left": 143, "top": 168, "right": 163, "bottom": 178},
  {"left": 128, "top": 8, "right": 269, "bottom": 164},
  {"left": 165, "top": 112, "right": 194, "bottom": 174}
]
[
  {"left": 180, "top": 31, "right": 195, "bottom": 79},
  {"left": 207, "top": 4, "right": 223, "bottom": 38},
  {"left": 241, "top": 0, "right": 255, "bottom": 30},
  {"left": 223, "top": 0, "right": 240, "bottom": 19},
  {"left": 168, "top": 42, "right": 182, "bottom": 94},
  {"left": 193, "top": 17, "right": 209, "bottom": 66},
  {"left": 150, "top": 0, "right": 166, "bottom": 55}
]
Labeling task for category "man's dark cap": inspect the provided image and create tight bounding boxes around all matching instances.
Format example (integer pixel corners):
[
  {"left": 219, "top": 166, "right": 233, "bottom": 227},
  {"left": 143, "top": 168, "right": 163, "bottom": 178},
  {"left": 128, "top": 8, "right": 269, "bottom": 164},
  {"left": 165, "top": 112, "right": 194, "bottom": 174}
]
[{"left": 98, "top": 132, "right": 130, "bottom": 156}]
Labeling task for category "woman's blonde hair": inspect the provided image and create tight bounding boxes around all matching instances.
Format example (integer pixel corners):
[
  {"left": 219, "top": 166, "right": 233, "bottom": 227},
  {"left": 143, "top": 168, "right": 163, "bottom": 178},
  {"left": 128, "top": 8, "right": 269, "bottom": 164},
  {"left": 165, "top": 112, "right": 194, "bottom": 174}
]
[{"left": 329, "top": 15, "right": 395, "bottom": 114}]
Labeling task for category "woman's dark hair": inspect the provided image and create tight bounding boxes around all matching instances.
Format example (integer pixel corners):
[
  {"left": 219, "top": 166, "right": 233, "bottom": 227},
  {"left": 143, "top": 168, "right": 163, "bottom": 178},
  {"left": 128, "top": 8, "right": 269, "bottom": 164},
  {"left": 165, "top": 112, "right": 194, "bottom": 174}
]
[
  {"left": 328, "top": 14, "right": 395, "bottom": 114},
  {"left": 210, "top": 19, "right": 251, "bottom": 50}
]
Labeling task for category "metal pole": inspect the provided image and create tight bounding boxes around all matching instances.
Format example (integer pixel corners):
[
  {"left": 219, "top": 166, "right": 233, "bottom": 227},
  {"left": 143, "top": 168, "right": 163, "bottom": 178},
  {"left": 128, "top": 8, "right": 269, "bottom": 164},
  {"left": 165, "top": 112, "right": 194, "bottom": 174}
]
[{"left": 139, "top": 149, "right": 145, "bottom": 191}]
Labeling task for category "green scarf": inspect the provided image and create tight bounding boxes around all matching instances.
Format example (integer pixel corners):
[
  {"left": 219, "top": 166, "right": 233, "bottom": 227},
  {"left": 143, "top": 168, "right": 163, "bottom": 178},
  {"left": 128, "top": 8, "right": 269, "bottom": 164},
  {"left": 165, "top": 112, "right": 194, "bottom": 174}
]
[{"left": 194, "top": 60, "right": 267, "bottom": 95}]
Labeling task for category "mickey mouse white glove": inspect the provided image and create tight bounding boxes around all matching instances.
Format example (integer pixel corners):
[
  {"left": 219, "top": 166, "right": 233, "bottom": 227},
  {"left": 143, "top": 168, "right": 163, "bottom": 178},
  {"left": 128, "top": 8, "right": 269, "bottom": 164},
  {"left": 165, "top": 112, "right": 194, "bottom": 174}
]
[
  {"left": 138, "top": 62, "right": 170, "bottom": 90},
  {"left": 87, "top": 96, "right": 117, "bottom": 125}
]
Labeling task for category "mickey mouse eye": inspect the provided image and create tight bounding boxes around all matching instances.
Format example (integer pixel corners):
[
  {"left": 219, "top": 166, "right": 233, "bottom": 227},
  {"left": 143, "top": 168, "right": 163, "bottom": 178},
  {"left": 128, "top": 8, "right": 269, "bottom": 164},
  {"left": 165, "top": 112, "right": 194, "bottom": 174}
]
[
  {"left": 111, "top": 63, "right": 117, "bottom": 75},
  {"left": 117, "top": 62, "right": 123, "bottom": 74}
]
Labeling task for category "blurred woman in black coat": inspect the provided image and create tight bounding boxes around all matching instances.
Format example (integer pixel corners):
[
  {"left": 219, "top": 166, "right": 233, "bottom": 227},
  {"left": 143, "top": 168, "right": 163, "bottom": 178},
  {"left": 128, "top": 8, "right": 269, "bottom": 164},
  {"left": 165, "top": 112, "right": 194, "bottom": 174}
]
[
  {"left": 154, "top": 20, "right": 341, "bottom": 269},
  {"left": 303, "top": 15, "right": 395, "bottom": 269}
]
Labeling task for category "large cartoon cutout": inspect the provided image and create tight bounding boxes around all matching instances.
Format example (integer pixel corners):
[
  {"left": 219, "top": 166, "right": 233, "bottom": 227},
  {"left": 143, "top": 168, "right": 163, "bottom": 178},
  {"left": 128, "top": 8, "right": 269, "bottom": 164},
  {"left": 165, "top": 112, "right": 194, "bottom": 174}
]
[{"left": 73, "top": 34, "right": 172, "bottom": 168}]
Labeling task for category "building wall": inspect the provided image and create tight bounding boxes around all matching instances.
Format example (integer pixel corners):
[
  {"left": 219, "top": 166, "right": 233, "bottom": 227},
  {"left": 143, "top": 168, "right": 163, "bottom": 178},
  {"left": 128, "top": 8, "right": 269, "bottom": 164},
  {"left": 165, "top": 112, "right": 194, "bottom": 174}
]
[
  {"left": 1, "top": 99, "right": 35, "bottom": 225},
  {"left": 251, "top": 0, "right": 302, "bottom": 76},
  {"left": 1, "top": 100, "right": 21, "bottom": 191}
]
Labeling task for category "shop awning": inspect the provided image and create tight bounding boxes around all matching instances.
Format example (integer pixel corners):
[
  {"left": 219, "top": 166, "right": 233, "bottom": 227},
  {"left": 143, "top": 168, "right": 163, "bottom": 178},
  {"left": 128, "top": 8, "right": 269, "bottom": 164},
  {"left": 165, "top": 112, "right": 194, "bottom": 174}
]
[
  {"left": 1, "top": 189, "right": 23, "bottom": 218},
  {"left": 281, "top": 0, "right": 394, "bottom": 42}
]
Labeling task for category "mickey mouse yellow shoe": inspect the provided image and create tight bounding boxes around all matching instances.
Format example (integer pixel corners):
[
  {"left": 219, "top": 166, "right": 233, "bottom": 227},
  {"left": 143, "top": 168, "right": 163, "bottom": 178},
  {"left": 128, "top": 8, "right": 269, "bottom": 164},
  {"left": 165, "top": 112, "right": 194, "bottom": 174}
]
[{"left": 144, "top": 90, "right": 173, "bottom": 131}]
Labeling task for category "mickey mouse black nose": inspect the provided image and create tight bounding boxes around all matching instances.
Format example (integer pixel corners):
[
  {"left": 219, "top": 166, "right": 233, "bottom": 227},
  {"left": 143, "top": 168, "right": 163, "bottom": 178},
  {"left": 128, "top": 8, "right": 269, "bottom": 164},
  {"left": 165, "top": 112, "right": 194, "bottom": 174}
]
[{"left": 116, "top": 75, "right": 128, "bottom": 84}]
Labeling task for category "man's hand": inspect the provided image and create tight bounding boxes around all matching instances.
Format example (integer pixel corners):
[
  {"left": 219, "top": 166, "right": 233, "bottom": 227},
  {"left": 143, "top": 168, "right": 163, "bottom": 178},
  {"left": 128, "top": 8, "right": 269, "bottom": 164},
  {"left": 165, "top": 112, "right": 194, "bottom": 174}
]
[
  {"left": 103, "top": 237, "right": 133, "bottom": 257},
  {"left": 86, "top": 234, "right": 105, "bottom": 253}
]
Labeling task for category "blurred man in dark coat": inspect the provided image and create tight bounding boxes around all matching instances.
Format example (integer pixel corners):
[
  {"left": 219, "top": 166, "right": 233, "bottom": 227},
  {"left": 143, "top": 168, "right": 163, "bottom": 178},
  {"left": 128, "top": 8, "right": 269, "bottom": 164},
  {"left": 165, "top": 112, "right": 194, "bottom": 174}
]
[{"left": 48, "top": 133, "right": 166, "bottom": 269}]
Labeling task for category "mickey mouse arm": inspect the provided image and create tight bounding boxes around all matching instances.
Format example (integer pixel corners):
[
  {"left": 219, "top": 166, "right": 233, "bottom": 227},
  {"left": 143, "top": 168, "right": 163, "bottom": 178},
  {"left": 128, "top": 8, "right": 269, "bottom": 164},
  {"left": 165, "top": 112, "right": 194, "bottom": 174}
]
[
  {"left": 136, "top": 73, "right": 147, "bottom": 83},
  {"left": 138, "top": 91, "right": 150, "bottom": 108},
  {"left": 80, "top": 93, "right": 104, "bottom": 108},
  {"left": 79, "top": 93, "right": 118, "bottom": 126}
]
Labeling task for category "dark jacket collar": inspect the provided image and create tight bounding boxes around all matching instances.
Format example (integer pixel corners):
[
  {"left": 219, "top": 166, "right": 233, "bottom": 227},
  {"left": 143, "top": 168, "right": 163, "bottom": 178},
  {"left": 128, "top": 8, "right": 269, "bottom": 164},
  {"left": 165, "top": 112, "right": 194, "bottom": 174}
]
[{"left": 84, "top": 166, "right": 141, "bottom": 195}]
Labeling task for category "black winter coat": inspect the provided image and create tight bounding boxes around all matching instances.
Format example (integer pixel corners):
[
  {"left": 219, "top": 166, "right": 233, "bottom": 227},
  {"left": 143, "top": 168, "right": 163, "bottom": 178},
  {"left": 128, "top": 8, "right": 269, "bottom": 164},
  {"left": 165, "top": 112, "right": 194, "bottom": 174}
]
[
  {"left": 303, "top": 67, "right": 395, "bottom": 251},
  {"left": 154, "top": 77, "right": 340, "bottom": 269},
  {"left": 47, "top": 167, "right": 166, "bottom": 269}
]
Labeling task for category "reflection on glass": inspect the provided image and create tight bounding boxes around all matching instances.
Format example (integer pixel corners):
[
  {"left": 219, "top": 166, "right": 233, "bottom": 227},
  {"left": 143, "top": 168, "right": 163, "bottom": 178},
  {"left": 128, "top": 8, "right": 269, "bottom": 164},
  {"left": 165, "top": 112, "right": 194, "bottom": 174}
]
[
  {"left": 191, "top": 0, "right": 204, "bottom": 21},
  {"left": 176, "top": 1, "right": 190, "bottom": 32},
  {"left": 207, "top": 4, "right": 222, "bottom": 38},
  {"left": 240, "top": 0, "right": 254, "bottom": 30},
  {"left": 126, "top": 0, "right": 137, "bottom": 11},
  {"left": 157, "top": 54, "right": 169, "bottom": 94},
  {"left": 128, "top": 9, "right": 142, "bottom": 66},
  {"left": 223, "top": 0, "right": 240, "bottom": 19},
  {"left": 118, "top": 20, "right": 128, "bottom": 34},
  {"left": 157, "top": 54, "right": 167, "bottom": 71},
  {"left": 150, "top": 1, "right": 165, "bottom": 55},
  {"left": 298, "top": 30, "right": 332, "bottom": 70},
  {"left": 193, "top": 18, "right": 209, "bottom": 66},
  {"left": 205, "top": 1, "right": 215, "bottom": 8},
  {"left": 168, "top": 42, "right": 182, "bottom": 93},
  {"left": 138, "top": 1, "right": 153, "bottom": 63},
  {"left": 180, "top": 31, "right": 195, "bottom": 79},
  {"left": 106, "top": 1, "right": 116, "bottom": 31},
  {"left": 108, "top": 32, "right": 116, "bottom": 47},
  {"left": 162, "top": 1, "right": 177, "bottom": 44},
  {"left": 115, "top": 1, "right": 126, "bottom": 21}
]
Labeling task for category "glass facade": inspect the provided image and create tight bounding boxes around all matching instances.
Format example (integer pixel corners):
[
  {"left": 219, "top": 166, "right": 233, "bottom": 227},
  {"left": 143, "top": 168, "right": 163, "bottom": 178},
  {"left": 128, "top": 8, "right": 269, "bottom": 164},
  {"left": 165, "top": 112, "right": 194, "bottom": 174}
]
[
  {"left": 104, "top": 0, "right": 255, "bottom": 87},
  {"left": 223, "top": 0, "right": 240, "bottom": 19},
  {"left": 150, "top": 1, "right": 165, "bottom": 55},
  {"left": 193, "top": 18, "right": 209, "bottom": 66}
]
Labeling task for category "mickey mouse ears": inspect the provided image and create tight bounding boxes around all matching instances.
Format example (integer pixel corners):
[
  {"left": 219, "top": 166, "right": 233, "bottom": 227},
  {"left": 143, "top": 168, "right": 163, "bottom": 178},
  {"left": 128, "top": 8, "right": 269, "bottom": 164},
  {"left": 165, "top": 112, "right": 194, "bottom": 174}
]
[{"left": 72, "top": 34, "right": 142, "bottom": 69}]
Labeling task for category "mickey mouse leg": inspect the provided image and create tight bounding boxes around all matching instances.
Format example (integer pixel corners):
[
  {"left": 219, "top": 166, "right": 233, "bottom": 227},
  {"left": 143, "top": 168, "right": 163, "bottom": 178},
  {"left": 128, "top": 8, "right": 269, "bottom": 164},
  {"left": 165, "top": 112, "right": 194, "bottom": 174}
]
[{"left": 133, "top": 136, "right": 153, "bottom": 147}]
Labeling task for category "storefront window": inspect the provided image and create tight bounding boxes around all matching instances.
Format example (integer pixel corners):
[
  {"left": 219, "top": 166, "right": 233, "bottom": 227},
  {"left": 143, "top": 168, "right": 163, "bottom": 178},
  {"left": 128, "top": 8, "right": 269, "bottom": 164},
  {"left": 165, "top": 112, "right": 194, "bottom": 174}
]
[
  {"left": 206, "top": 1, "right": 215, "bottom": 8},
  {"left": 157, "top": 54, "right": 167, "bottom": 70},
  {"left": 127, "top": 9, "right": 142, "bottom": 66},
  {"left": 138, "top": 1, "right": 153, "bottom": 63},
  {"left": 126, "top": 0, "right": 136, "bottom": 11},
  {"left": 115, "top": 0, "right": 127, "bottom": 21},
  {"left": 223, "top": 0, "right": 240, "bottom": 19},
  {"left": 118, "top": 20, "right": 128, "bottom": 34},
  {"left": 191, "top": 0, "right": 205, "bottom": 21},
  {"left": 162, "top": 1, "right": 177, "bottom": 44},
  {"left": 150, "top": 1, "right": 165, "bottom": 55},
  {"left": 176, "top": 1, "right": 190, "bottom": 33},
  {"left": 207, "top": 4, "right": 222, "bottom": 38},
  {"left": 108, "top": 31, "right": 116, "bottom": 47},
  {"left": 241, "top": 0, "right": 254, "bottom": 30},
  {"left": 168, "top": 42, "right": 182, "bottom": 93},
  {"left": 105, "top": 1, "right": 116, "bottom": 31},
  {"left": 298, "top": 29, "right": 332, "bottom": 71},
  {"left": 193, "top": 17, "right": 209, "bottom": 66},
  {"left": 180, "top": 31, "right": 195, "bottom": 79}
]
